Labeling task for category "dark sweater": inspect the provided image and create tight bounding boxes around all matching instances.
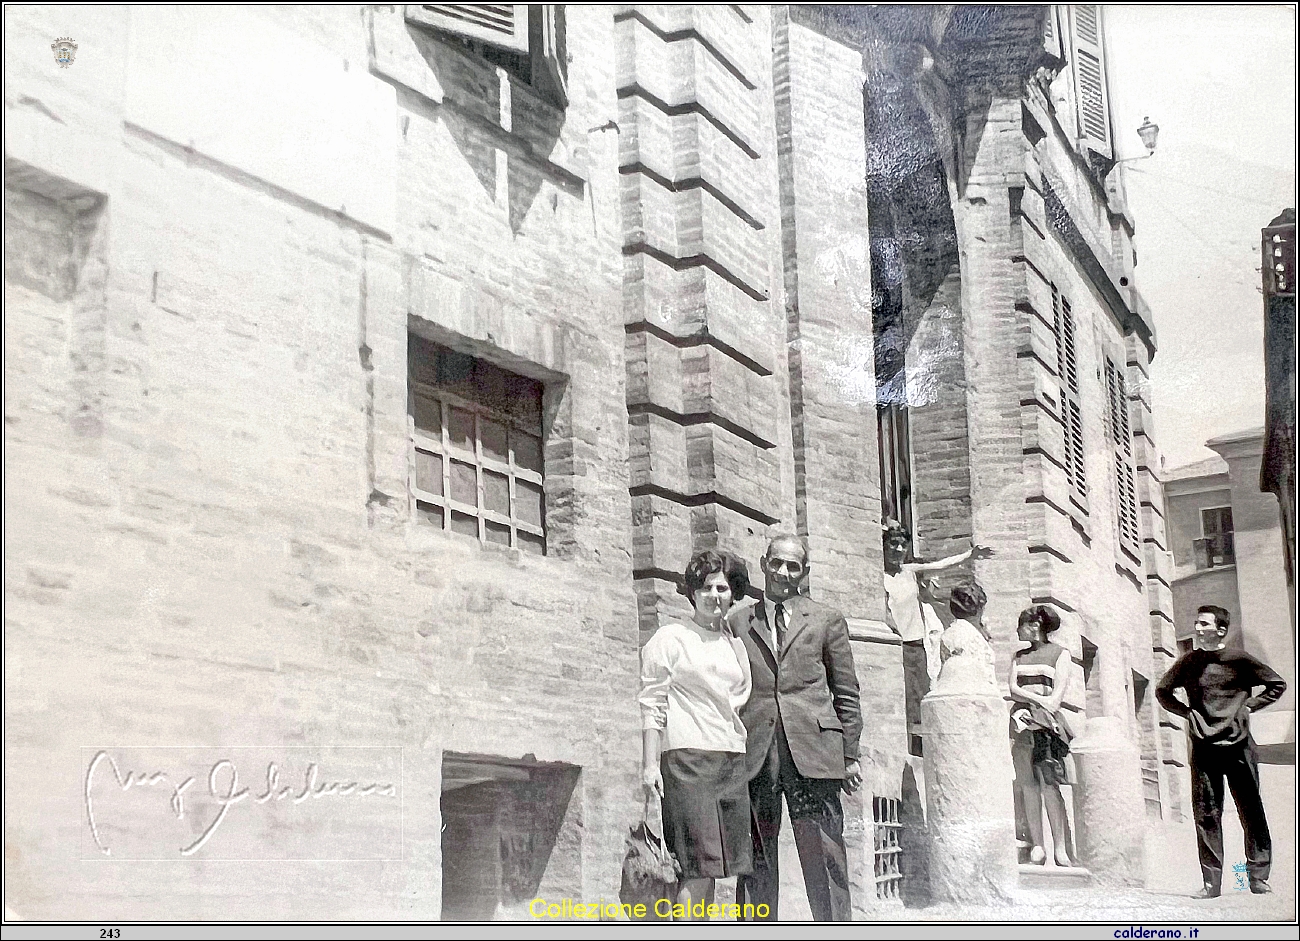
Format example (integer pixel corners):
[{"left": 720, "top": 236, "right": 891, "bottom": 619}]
[{"left": 1156, "top": 646, "right": 1287, "bottom": 747}]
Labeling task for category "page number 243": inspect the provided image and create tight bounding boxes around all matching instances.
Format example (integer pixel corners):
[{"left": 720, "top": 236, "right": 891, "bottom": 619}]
[{"left": 100, "top": 931, "right": 120, "bottom": 939}]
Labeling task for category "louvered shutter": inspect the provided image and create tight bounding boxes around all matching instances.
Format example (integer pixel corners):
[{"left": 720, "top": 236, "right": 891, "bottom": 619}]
[
  {"left": 1115, "top": 456, "right": 1140, "bottom": 550},
  {"left": 1067, "top": 400, "right": 1087, "bottom": 497},
  {"left": 406, "top": 5, "right": 529, "bottom": 54},
  {"left": 1114, "top": 361, "right": 1131, "bottom": 456},
  {"left": 1106, "top": 355, "right": 1141, "bottom": 555},
  {"left": 531, "top": 5, "right": 568, "bottom": 106},
  {"left": 1104, "top": 357, "right": 1132, "bottom": 455},
  {"left": 1053, "top": 287, "right": 1087, "bottom": 503},
  {"left": 1059, "top": 295, "right": 1079, "bottom": 395},
  {"left": 1069, "top": 5, "right": 1112, "bottom": 158},
  {"left": 1043, "top": 6, "right": 1064, "bottom": 62}
]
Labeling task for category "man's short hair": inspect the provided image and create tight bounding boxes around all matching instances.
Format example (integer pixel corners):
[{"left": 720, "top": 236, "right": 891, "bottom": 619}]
[
  {"left": 949, "top": 582, "right": 987, "bottom": 619},
  {"left": 883, "top": 519, "right": 911, "bottom": 543},
  {"left": 1197, "top": 604, "right": 1231, "bottom": 631},
  {"left": 764, "top": 532, "right": 809, "bottom": 564}
]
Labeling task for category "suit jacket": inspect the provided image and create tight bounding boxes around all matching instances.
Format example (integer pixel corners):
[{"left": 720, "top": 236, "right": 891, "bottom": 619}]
[{"left": 730, "top": 594, "right": 863, "bottom": 781}]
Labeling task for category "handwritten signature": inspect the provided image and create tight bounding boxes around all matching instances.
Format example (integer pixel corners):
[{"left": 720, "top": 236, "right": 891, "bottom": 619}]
[{"left": 85, "top": 750, "right": 397, "bottom": 857}]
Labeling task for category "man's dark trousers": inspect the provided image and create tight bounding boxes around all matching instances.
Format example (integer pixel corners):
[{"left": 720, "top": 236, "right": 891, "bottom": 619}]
[
  {"left": 1190, "top": 738, "right": 1271, "bottom": 889},
  {"left": 736, "top": 719, "right": 851, "bottom": 921}
]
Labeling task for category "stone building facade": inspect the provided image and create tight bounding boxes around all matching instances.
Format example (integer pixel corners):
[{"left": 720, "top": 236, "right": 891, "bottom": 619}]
[{"left": 6, "top": 4, "right": 1190, "bottom": 919}]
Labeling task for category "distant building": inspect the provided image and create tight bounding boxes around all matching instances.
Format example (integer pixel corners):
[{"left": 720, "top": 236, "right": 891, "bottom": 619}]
[
  {"left": 1165, "top": 429, "right": 1296, "bottom": 762},
  {"left": 1261, "top": 209, "right": 1296, "bottom": 624}
]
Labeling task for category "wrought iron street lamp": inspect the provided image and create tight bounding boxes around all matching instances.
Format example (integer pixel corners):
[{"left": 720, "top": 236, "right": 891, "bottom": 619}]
[{"left": 1117, "top": 117, "right": 1160, "bottom": 163}]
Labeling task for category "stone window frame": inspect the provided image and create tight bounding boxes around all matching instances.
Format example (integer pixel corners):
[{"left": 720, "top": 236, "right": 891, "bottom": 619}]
[
  {"left": 398, "top": 309, "right": 576, "bottom": 561},
  {"left": 409, "top": 365, "right": 548, "bottom": 556}
]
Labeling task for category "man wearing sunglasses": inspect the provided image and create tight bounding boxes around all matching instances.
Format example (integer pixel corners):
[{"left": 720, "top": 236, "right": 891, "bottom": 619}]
[{"left": 731, "top": 534, "right": 862, "bottom": 921}]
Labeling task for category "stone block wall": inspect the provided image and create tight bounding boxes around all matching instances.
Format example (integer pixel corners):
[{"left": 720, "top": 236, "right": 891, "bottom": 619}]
[
  {"left": 6, "top": 2, "right": 1196, "bottom": 917},
  {"left": 776, "top": 8, "right": 883, "bottom": 621},
  {"left": 615, "top": 4, "right": 792, "bottom": 636},
  {"left": 5, "top": 4, "right": 640, "bottom": 919}
]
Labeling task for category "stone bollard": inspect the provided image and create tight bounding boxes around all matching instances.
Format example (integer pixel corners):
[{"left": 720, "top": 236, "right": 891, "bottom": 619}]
[
  {"left": 921, "top": 623, "right": 1019, "bottom": 904},
  {"left": 1070, "top": 715, "right": 1146, "bottom": 885}
]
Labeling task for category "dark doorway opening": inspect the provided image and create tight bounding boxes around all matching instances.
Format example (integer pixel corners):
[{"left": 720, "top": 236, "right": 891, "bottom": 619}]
[{"left": 440, "top": 752, "right": 582, "bottom": 920}]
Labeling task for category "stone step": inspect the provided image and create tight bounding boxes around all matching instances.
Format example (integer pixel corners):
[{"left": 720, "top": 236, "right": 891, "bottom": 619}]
[{"left": 1018, "top": 863, "right": 1094, "bottom": 889}]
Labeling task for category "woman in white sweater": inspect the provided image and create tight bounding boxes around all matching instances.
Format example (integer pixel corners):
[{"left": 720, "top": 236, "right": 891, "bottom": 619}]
[{"left": 639, "top": 548, "right": 754, "bottom": 917}]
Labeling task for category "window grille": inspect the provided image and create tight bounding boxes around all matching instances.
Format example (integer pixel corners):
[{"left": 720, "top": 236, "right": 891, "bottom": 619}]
[
  {"left": 407, "top": 5, "right": 529, "bottom": 53},
  {"left": 873, "top": 795, "right": 904, "bottom": 901},
  {"left": 408, "top": 334, "right": 546, "bottom": 555}
]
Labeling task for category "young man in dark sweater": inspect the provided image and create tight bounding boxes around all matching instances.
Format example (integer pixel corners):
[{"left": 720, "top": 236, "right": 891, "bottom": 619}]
[{"left": 1156, "top": 604, "right": 1287, "bottom": 898}]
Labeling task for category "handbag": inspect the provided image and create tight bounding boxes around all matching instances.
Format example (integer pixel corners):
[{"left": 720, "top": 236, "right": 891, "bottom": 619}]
[{"left": 618, "top": 796, "right": 679, "bottom": 920}]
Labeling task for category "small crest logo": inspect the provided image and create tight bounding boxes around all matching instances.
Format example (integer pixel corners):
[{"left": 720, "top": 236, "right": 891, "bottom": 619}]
[{"left": 51, "top": 37, "right": 78, "bottom": 68}]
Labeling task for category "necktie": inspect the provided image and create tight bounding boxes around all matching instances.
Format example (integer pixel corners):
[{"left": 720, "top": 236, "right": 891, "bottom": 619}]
[{"left": 774, "top": 603, "right": 786, "bottom": 651}]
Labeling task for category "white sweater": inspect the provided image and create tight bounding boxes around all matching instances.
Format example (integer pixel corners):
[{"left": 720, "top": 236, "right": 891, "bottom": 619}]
[{"left": 639, "top": 621, "right": 752, "bottom": 754}]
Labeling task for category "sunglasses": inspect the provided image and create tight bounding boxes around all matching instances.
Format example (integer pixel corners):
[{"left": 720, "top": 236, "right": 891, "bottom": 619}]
[{"left": 767, "top": 560, "right": 804, "bottom": 574}]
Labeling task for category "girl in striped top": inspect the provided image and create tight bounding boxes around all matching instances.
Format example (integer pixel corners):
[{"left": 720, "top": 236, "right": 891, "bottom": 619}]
[{"left": 1009, "top": 604, "right": 1075, "bottom": 867}]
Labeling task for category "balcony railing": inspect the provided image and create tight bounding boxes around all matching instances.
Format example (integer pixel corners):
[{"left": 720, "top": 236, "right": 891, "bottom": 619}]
[{"left": 1194, "top": 533, "right": 1236, "bottom": 570}]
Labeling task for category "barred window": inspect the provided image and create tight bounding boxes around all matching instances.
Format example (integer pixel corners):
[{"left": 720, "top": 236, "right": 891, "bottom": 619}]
[
  {"left": 873, "top": 795, "right": 904, "bottom": 900},
  {"left": 408, "top": 333, "right": 546, "bottom": 555}
]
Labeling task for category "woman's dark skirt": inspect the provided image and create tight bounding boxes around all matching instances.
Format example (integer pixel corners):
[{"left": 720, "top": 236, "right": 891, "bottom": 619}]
[
  {"left": 660, "top": 748, "right": 753, "bottom": 880},
  {"left": 1012, "top": 726, "right": 1072, "bottom": 787}
]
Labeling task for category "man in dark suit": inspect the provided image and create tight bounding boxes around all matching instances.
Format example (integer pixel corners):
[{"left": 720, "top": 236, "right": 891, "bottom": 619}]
[{"left": 731, "top": 533, "right": 863, "bottom": 921}]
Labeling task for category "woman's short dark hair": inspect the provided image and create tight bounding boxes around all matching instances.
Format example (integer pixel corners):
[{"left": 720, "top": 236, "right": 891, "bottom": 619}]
[
  {"left": 949, "top": 582, "right": 987, "bottom": 619},
  {"left": 680, "top": 549, "right": 750, "bottom": 604},
  {"left": 1018, "top": 604, "right": 1062, "bottom": 635}
]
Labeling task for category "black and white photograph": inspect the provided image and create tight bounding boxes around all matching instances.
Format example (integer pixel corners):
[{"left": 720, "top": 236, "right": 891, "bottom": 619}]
[{"left": 3, "top": 3, "right": 1297, "bottom": 933}]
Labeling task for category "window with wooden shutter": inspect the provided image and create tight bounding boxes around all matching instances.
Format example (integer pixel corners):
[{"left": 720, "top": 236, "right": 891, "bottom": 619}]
[
  {"left": 1043, "top": 5, "right": 1064, "bottom": 63},
  {"left": 1053, "top": 286, "right": 1088, "bottom": 507},
  {"left": 406, "top": 5, "right": 529, "bottom": 53},
  {"left": 1069, "top": 4, "right": 1112, "bottom": 159},
  {"left": 405, "top": 5, "right": 567, "bottom": 107},
  {"left": 1104, "top": 357, "right": 1132, "bottom": 456},
  {"left": 1106, "top": 355, "right": 1141, "bottom": 557}
]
